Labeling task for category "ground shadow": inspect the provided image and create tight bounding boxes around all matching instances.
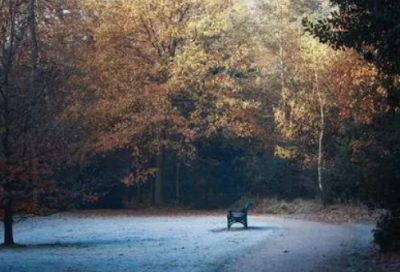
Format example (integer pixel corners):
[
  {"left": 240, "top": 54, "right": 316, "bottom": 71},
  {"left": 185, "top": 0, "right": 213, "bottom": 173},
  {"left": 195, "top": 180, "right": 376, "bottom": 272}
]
[
  {"left": 0, "top": 241, "right": 106, "bottom": 250},
  {"left": 210, "top": 225, "right": 281, "bottom": 233},
  {"left": 0, "top": 237, "right": 167, "bottom": 251}
]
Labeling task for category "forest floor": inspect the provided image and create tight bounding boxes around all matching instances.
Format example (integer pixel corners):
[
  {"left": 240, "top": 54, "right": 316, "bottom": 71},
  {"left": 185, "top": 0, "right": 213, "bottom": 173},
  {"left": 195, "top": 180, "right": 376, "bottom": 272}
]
[{"left": 1, "top": 207, "right": 398, "bottom": 272}]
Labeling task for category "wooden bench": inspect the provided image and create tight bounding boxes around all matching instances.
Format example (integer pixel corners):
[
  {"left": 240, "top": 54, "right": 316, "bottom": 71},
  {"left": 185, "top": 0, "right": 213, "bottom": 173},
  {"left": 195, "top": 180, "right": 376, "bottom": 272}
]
[{"left": 227, "top": 201, "right": 254, "bottom": 230}]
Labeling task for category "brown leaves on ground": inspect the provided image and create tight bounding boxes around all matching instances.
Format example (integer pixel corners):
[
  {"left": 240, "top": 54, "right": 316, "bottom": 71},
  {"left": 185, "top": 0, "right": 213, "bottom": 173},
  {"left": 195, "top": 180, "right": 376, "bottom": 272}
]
[
  {"left": 249, "top": 198, "right": 375, "bottom": 223},
  {"left": 64, "top": 201, "right": 376, "bottom": 223},
  {"left": 291, "top": 204, "right": 377, "bottom": 224},
  {"left": 64, "top": 208, "right": 226, "bottom": 218}
]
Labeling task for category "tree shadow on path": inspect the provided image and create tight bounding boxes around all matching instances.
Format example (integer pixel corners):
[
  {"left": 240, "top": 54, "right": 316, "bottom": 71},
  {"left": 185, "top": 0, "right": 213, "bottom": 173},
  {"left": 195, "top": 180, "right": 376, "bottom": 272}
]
[{"left": 0, "top": 237, "right": 167, "bottom": 251}]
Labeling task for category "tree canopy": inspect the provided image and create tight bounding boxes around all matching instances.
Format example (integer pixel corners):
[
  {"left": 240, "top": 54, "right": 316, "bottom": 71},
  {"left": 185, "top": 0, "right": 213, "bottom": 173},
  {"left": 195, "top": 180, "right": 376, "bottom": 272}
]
[
  {"left": 305, "top": 0, "right": 400, "bottom": 107},
  {"left": 1, "top": 0, "right": 400, "bottom": 253}
]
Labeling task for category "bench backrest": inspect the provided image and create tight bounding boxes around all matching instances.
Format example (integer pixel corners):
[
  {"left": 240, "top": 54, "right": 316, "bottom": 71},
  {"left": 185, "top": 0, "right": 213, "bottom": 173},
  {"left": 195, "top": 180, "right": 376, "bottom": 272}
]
[{"left": 243, "top": 201, "right": 254, "bottom": 212}]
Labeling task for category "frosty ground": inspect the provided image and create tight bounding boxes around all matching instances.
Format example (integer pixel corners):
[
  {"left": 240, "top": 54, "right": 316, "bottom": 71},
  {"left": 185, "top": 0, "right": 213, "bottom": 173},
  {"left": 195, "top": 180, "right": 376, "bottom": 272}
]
[{"left": 0, "top": 213, "right": 374, "bottom": 272}]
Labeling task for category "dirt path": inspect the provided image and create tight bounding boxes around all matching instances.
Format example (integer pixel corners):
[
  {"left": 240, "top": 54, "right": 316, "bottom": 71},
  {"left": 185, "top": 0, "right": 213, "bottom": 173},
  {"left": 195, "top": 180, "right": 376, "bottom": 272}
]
[
  {"left": 220, "top": 217, "right": 374, "bottom": 272},
  {"left": 0, "top": 214, "right": 374, "bottom": 272}
]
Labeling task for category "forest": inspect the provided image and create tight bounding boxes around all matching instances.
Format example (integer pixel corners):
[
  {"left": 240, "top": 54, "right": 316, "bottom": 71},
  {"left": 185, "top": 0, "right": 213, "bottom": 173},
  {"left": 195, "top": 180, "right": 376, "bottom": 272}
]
[{"left": 1, "top": 0, "right": 400, "bottom": 255}]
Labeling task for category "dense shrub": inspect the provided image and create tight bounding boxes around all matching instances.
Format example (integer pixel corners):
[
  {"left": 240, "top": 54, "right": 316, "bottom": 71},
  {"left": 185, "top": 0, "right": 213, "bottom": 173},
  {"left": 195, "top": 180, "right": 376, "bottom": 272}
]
[
  {"left": 356, "top": 113, "right": 400, "bottom": 251},
  {"left": 374, "top": 212, "right": 400, "bottom": 252}
]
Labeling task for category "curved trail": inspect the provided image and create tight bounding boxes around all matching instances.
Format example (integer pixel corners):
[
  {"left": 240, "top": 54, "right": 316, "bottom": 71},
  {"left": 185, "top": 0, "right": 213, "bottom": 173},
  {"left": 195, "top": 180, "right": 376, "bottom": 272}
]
[
  {"left": 0, "top": 214, "right": 374, "bottom": 272},
  {"left": 220, "top": 217, "right": 374, "bottom": 272}
]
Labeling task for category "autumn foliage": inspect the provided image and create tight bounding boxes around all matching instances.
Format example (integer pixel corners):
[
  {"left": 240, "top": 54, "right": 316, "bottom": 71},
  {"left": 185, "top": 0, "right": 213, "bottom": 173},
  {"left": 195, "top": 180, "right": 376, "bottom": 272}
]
[
  {"left": 1, "top": 0, "right": 399, "bottom": 252},
  {"left": 71, "top": 0, "right": 266, "bottom": 187}
]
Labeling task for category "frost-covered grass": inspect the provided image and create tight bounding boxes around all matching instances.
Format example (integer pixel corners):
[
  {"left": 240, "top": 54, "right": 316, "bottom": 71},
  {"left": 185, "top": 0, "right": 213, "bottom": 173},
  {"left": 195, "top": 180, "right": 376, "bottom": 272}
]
[{"left": 0, "top": 213, "right": 282, "bottom": 272}]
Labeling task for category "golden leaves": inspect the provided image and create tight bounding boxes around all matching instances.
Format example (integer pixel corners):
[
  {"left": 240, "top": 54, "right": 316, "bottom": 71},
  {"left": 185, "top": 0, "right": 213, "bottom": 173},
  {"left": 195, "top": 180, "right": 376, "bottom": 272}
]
[
  {"left": 75, "top": 0, "right": 263, "bottom": 184},
  {"left": 333, "top": 54, "right": 386, "bottom": 124}
]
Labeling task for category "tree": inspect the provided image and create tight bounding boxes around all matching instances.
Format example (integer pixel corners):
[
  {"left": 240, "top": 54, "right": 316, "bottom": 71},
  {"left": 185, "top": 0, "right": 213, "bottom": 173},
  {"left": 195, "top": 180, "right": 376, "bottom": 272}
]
[
  {"left": 0, "top": 0, "right": 85, "bottom": 246},
  {"left": 304, "top": 0, "right": 400, "bottom": 108},
  {"left": 273, "top": 34, "right": 343, "bottom": 201},
  {"left": 255, "top": 0, "right": 341, "bottom": 200},
  {"left": 305, "top": 0, "right": 400, "bottom": 251},
  {"left": 254, "top": 0, "right": 308, "bottom": 110},
  {"left": 75, "top": 0, "right": 265, "bottom": 205},
  {"left": 327, "top": 53, "right": 386, "bottom": 204}
]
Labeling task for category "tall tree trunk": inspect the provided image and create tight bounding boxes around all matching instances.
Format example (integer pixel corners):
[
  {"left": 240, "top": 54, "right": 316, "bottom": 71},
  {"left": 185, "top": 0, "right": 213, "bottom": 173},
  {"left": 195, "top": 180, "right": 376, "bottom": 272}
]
[
  {"left": 30, "top": 0, "right": 39, "bottom": 80},
  {"left": 137, "top": 184, "right": 143, "bottom": 204},
  {"left": 318, "top": 109, "right": 324, "bottom": 193},
  {"left": 3, "top": 199, "right": 14, "bottom": 246},
  {"left": 29, "top": 0, "right": 39, "bottom": 120},
  {"left": 150, "top": 176, "right": 155, "bottom": 204},
  {"left": 278, "top": 4, "right": 285, "bottom": 94},
  {"left": 175, "top": 162, "right": 180, "bottom": 204},
  {"left": 154, "top": 151, "right": 165, "bottom": 205},
  {"left": 315, "top": 68, "right": 324, "bottom": 198},
  {"left": 29, "top": 0, "right": 39, "bottom": 208}
]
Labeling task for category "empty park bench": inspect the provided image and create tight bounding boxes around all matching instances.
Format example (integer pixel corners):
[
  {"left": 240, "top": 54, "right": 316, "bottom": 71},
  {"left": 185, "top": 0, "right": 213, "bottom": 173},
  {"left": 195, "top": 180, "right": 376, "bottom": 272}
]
[{"left": 227, "top": 201, "right": 254, "bottom": 230}]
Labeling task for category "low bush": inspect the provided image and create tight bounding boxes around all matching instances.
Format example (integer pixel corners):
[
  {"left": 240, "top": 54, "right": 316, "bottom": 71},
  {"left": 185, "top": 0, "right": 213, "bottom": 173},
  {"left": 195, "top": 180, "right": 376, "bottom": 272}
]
[{"left": 374, "top": 212, "right": 400, "bottom": 252}]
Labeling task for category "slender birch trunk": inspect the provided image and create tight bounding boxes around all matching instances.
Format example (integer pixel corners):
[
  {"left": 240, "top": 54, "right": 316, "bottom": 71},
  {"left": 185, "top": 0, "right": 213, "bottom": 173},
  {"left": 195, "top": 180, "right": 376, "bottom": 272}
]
[{"left": 314, "top": 67, "right": 324, "bottom": 196}]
